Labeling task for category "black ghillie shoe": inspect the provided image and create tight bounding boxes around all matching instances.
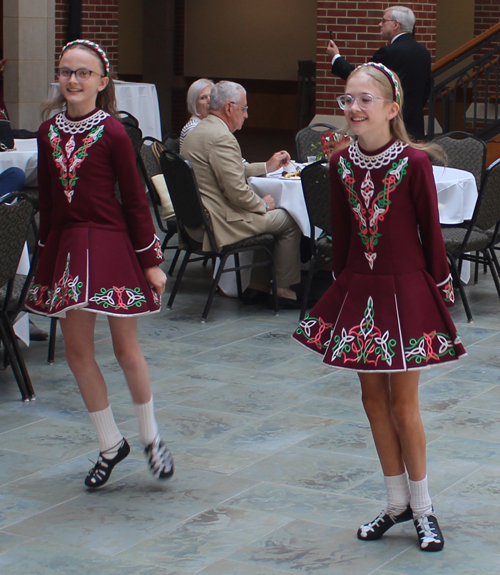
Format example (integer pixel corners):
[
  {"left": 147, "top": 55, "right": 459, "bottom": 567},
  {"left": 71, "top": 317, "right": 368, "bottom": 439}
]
[
  {"left": 84, "top": 438, "right": 130, "bottom": 489},
  {"left": 145, "top": 435, "right": 174, "bottom": 480},
  {"left": 357, "top": 505, "right": 413, "bottom": 540},
  {"left": 414, "top": 511, "right": 444, "bottom": 551}
]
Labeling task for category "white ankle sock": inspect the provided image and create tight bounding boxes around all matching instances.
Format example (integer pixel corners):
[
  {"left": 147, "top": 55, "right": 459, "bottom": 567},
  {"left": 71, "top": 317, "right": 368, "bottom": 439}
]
[
  {"left": 89, "top": 406, "right": 123, "bottom": 457},
  {"left": 134, "top": 397, "right": 159, "bottom": 447},
  {"left": 384, "top": 472, "right": 410, "bottom": 515},
  {"left": 409, "top": 475, "right": 433, "bottom": 517}
]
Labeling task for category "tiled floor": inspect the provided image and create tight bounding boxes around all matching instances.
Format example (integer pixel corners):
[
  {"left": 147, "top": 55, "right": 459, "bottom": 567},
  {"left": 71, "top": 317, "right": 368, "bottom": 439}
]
[{"left": 1, "top": 248, "right": 500, "bottom": 574}]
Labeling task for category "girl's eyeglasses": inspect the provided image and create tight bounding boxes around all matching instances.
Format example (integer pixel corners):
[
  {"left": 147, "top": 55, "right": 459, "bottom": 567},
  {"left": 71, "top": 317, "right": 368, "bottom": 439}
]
[
  {"left": 56, "top": 68, "right": 103, "bottom": 81},
  {"left": 337, "top": 94, "right": 393, "bottom": 111}
]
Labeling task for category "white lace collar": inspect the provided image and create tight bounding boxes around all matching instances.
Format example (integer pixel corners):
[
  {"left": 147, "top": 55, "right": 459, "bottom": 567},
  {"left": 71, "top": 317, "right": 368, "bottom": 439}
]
[
  {"left": 349, "top": 140, "right": 408, "bottom": 170},
  {"left": 55, "top": 109, "right": 109, "bottom": 135}
]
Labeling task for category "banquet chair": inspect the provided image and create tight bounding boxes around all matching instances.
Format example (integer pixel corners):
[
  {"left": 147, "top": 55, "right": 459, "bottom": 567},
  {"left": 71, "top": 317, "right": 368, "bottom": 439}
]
[
  {"left": 442, "top": 158, "right": 500, "bottom": 323},
  {"left": 433, "top": 131, "right": 487, "bottom": 190},
  {"left": 138, "top": 137, "right": 180, "bottom": 275},
  {"left": 433, "top": 132, "right": 488, "bottom": 283},
  {"left": 119, "top": 110, "right": 143, "bottom": 156},
  {"left": 299, "top": 161, "right": 332, "bottom": 321},
  {"left": 295, "top": 123, "right": 337, "bottom": 163},
  {"left": 486, "top": 138, "right": 500, "bottom": 169},
  {"left": 0, "top": 193, "right": 38, "bottom": 400},
  {"left": 159, "top": 149, "right": 279, "bottom": 322},
  {"left": 163, "top": 131, "right": 180, "bottom": 154}
]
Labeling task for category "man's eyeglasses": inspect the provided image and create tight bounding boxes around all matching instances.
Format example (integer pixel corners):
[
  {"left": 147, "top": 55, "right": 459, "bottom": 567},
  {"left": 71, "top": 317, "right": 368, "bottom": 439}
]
[
  {"left": 380, "top": 17, "right": 396, "bottom": 23},
  {"left": 337, "top": 94, "right": 393, "bottom": 111},
  {"left": 230, "top": 102, "right": 249, "bottom": 112},
  {"left": 56, "top": 67, "right": 103, "bottom": 81}
]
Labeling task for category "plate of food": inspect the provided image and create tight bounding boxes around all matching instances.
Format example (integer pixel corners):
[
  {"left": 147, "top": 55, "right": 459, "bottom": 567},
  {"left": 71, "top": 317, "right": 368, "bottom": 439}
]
[{"left": 280, "top": 171, "right": 301, "bottom": 180}]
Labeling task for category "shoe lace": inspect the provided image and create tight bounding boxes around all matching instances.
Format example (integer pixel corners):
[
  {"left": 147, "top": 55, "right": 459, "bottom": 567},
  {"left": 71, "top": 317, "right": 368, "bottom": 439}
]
[
  {"left": 359, "top": 510, "right": 387, "bottom": 535},
  {"left": 415, "top": 515, "right": 441, "bottom": 545},
  {"left": 86, "top": 455, "right": 109, "bottom": 483},
  {"left": 148, "top": 437, "right": 173, "bottom": 478}
]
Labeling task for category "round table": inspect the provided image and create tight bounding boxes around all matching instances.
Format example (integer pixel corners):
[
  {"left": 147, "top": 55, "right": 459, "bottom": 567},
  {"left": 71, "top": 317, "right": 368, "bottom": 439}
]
[
  {"left": 249, "top": 169, "right": 311, "bottom": 236},
  {"left": 432, "top": 165, "right": 477, "bottom": 224},
  {"left": 250, "top": 164, "right": 478, "bottom": 232},
  {"left": 223, "top": 164, "right": 478, "bottom": 296}
]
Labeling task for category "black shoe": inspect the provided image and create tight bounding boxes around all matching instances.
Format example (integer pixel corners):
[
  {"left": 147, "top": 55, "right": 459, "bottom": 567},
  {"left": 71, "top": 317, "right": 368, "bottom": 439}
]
[
  {"left": 145, "top": 435, "right": 174, "bottom": 480},
  {"left": 414, "top": 511, "right": 444, "bottom": 551},
  {"left": 240, "top": 288, "right": 268, "bottom": 305},
  {"left": 84, "top": 438, "right": 130, "bottom": 489},
  {"left": 357, "top": 506, "right": 413, "bottom": 540}
]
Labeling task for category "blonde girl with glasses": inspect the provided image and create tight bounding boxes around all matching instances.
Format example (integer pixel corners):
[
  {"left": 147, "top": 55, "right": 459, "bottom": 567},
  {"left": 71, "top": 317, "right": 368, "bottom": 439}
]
[
  {"left": 294, "top": 62, "right": 465, "bottom": 552},
  {"left": 27, "top": 40, "right": 174, "bottom": 489}
]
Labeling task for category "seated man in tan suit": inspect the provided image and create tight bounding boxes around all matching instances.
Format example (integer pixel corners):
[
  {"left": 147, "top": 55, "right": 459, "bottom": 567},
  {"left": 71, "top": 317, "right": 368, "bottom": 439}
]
[{"left": 181, "top": 80, "right": 301, "bottom": 306}]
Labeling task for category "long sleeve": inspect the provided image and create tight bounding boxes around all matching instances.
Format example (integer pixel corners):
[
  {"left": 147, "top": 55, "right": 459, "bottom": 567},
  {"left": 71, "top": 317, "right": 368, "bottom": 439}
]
[
  {"left": 36, "top": 126, "right": 53, "bottom": 246},
  {"left": 329, "top": 153, "right": 352, "bottom": 279},
  {"left": 331, "top": 57, "right": 355, "bottom": 81},
  {"left": 208, "top": 133, "right": 267, "bottom": 214},
  {"left": 411, "top": 154, "right": 454, "bottom": 306},
  {"left": 110, "top": 123, "right": 163, "bottom": 268}
]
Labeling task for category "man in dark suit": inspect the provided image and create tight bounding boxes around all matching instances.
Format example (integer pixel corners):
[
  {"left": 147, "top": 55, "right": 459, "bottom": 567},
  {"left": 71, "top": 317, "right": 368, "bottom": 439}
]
[{"left": 328, "top": 6, "right": 431, "bottom": 141}]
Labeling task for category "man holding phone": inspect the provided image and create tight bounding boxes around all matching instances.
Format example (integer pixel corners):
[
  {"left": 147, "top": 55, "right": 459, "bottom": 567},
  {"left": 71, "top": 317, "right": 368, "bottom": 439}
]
[{"left": 327, "top": 5, "right": 431, "bottom": 141}]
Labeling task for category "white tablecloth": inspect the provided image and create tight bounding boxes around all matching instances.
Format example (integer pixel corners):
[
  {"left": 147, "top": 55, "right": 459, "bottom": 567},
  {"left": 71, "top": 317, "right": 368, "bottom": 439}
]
[
  {"left": 0, "top": 139, "right": 38, "bottom": 186},
  {"left": 250, "top": 165, "right": 478, "bottom": 232},
  {"left": 13, "top": 244, "right": 30, "bottom": 345},
  {"left": 249, "top": 171, "right": 311, "bottom": 236},
  {"left": 219, "top": 164, "right": 479, "bottom": 296},
  {"left": 49, "top": 80, "right": 162, "bottom": 140},
  {"left": 433, "top": 165, "right": 477, "bottom": 224}
]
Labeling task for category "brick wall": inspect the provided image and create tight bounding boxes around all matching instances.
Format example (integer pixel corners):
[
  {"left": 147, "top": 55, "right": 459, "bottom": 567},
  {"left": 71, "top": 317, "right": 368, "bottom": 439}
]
[
  {"left": 55, "top": 0, "right": 119, "bottom": 72},
  {"left": 315, "top": 1, "right": 438, "bottom": 115},
  {"left": 475, "top": 0, "right": 498, "bottom": 35}
]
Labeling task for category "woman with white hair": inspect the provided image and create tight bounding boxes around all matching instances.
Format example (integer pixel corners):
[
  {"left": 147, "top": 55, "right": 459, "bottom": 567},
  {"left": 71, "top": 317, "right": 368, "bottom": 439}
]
[{"left": 179, "top": 78, "right": 214, "bottom": 149}]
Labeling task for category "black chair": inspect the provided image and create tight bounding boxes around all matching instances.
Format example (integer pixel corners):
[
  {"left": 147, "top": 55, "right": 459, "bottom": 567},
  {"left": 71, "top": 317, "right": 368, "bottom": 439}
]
[
  {"left": 0, "top": 193, "right": 38, "bottom": 400},
  {"left": 442, "top": 158, "right": 500, "bottom": 322},
  {"left": 159, "top": 149, "right": 279, "bottom": 322},
  {"left": 433, "top": 131, "right": 487, "bottom": 190},
  {"left": 163, "top": 131, "right": 180, "bottom": 154},
  {"left": 299, "top": 161, "right": 332, "bottom": 321},
  {"left": 118, "top": 110, "right": 143, "bottom": 156},
  {"left": 295, "top": 123, "right": 336, "bottom": 163},
  {"left": 138, "top": 137, "right": 180, "bottom": 275}
]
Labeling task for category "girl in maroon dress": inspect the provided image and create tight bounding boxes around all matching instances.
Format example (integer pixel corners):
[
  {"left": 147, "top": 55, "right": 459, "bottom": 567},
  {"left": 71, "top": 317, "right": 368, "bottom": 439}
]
[
  {"left": 27, "top": 40, "right": 174, "bottom": 488},
  {"left": 294, "top": 63, "right": 466, "bottom": 552}
]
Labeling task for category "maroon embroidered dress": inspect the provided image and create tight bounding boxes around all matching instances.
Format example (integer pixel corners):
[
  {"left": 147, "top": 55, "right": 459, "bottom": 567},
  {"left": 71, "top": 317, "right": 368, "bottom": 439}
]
[
  {"left": 293, "top": 139, "right": 466, "bottom": 372},
  {"left": 26, "top": 108, "right": 164, "bottom": 318}
]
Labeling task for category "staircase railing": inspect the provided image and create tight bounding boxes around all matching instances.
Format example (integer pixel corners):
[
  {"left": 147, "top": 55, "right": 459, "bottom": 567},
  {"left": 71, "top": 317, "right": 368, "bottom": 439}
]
[{"left": 427, "top": 22, "right": 500, "bottom": 140}]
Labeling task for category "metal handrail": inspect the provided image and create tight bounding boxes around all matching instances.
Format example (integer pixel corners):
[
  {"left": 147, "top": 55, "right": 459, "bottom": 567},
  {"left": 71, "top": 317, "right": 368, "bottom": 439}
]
[
  {"left": 432, "top": 22, "right": 500, "bottom": 74},
  {"left": 427, "top": 24, "right": 500, "bottom": 140}
]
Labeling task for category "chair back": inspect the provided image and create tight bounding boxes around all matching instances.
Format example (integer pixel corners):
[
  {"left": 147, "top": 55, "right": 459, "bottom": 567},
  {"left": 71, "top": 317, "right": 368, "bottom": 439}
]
[
  {"left": 0, "top": 194, "right": 38, "bottom": 316},
  {"left": 119, "top": 111, "right": 143, "bottom": 155},
  {"left": 486, "top": 138, "right": 500, "bottom": 169},
  {"left": 471, "top": 158, "right": 500, "bottom": 233},
  {"left": 159, "top": 150, "right": 216, "bottom": 251},
  {"left": 295, "top": 123, "right": 337, "bottom": 162},
  {"left": 118, "top": 110, "right": 139, "bottom": 128},
  {"left": 138, "top": 137, "right": 167, "bottom": 232},
  {"left": 300, "top": 161, "right": 331, "bottom": 236},
  {"left": 433, "top": 131, "right": 487, "bottom": 190},
  {"left": 164, "top": 137, "right": 180, "bottom": 154}
]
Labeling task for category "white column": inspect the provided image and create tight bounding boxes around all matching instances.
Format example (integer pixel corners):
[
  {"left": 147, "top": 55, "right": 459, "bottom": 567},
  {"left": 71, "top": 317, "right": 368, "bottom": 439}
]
[{"left": 3, "top": 0, "right": 55, "bottom": 131}]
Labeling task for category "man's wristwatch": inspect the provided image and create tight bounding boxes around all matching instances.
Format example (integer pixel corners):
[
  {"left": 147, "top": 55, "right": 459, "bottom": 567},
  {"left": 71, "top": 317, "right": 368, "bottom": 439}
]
[{"left": 264, "top": 202, "right": 269, "bottom": 212}]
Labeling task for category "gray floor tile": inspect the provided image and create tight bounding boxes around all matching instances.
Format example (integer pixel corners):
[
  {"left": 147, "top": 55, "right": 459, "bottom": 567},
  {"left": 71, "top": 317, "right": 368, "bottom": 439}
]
[
  {"left": 229, "top": 518, "right": 414, "bottom": 575},
  {"left": 1, "top": 223, "right": 500, "bottom": 574}
]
